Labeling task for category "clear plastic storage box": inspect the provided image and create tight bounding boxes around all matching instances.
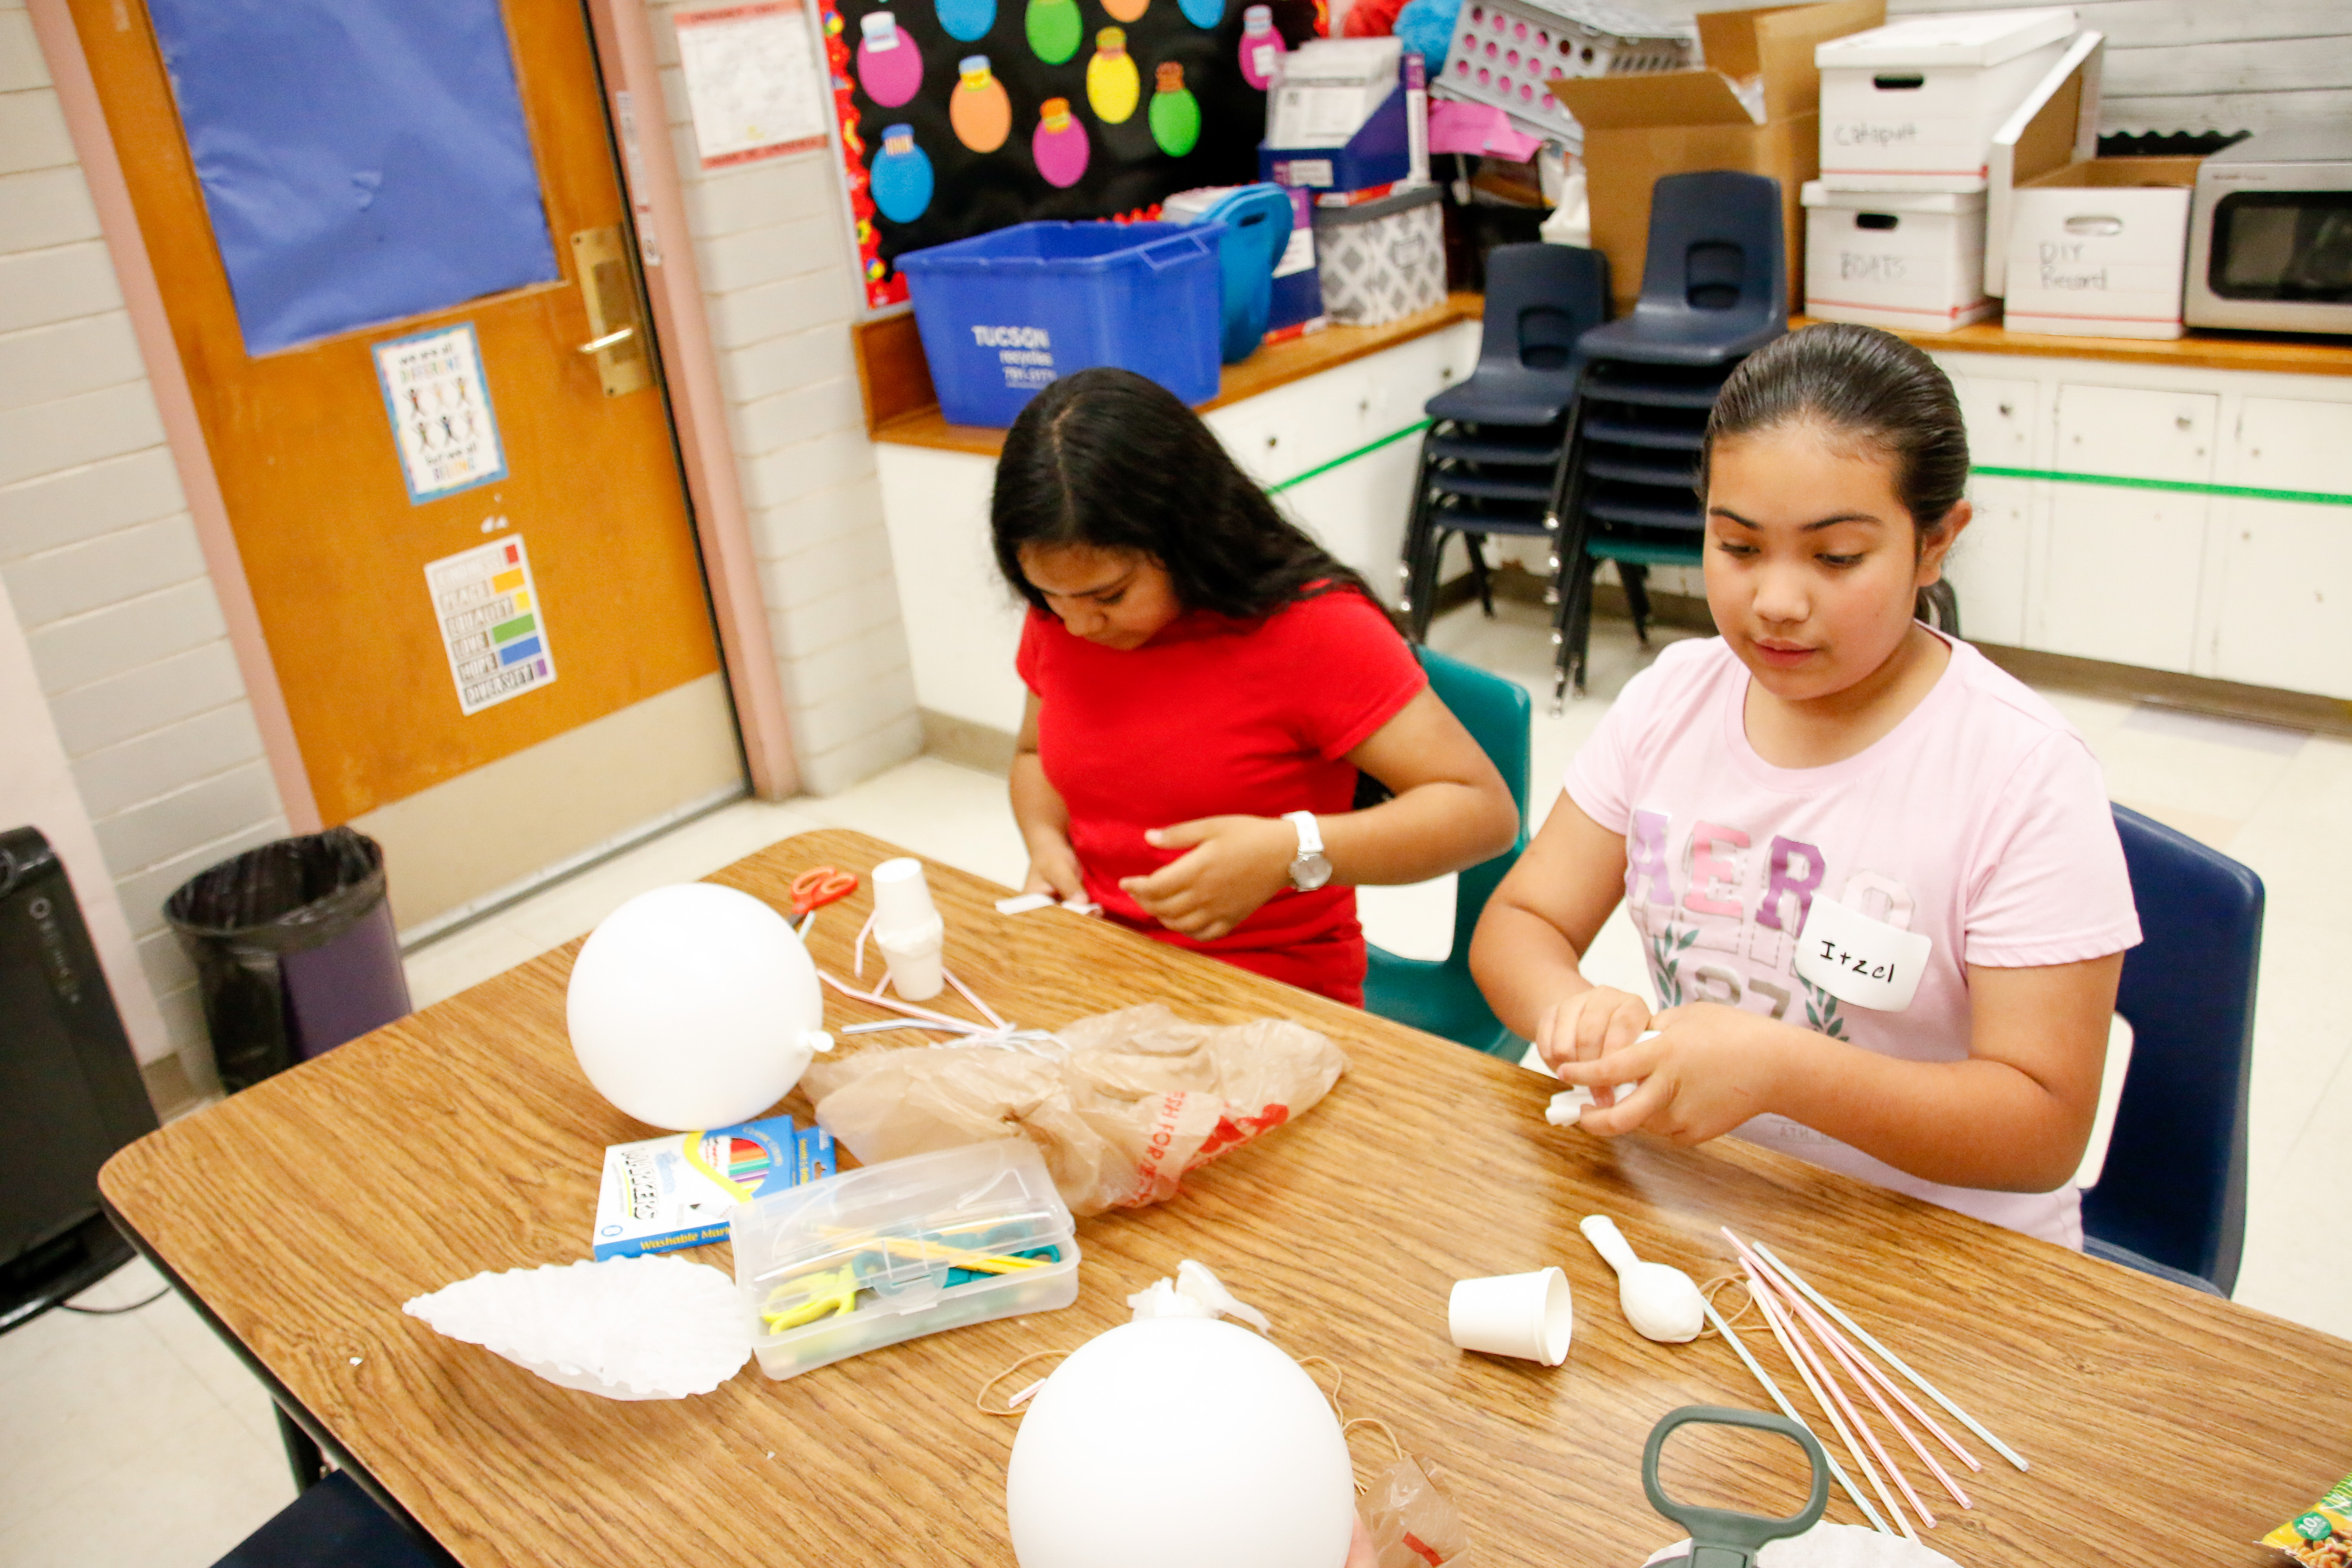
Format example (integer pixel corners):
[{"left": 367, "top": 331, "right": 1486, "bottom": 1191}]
[{"left": 731, "top": 1139, "right": 1080, "bottom": 1381}]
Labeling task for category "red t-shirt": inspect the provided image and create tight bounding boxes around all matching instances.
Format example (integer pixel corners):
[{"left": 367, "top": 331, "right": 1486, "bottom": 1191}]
[{"left": 1017, "top": 588, "right": 1426, "bottom": 1005}]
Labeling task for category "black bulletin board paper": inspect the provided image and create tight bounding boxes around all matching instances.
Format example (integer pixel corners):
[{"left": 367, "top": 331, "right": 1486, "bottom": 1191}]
[{"left": 823, "top": 0, "right": 1324, "bottom": 309}]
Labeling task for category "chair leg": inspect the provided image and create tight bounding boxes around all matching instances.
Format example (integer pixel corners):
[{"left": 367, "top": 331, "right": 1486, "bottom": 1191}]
[
  {"left": 1399, "top": 451, "right": 1440, "bottom": 643},
  {"left": 277, "top": 1401, "right": 328, "bottom": 1493},
  {"left": 1622, "top": 562, "right": 1652, "bottom": 644},
  {"left": 1465, "top": 535, "right": 1494, "bottom": 618}
]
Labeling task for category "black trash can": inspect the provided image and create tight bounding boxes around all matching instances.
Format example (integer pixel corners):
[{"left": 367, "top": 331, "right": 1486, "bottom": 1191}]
[{"left": 165, "top": 827, "right": 412, "bottom": 1093}]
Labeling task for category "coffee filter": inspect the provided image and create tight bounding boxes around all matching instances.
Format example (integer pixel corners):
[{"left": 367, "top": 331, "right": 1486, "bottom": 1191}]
[
  {"left": 404, "top": 1255, "right": 750, "bottom": 1400},
  {"left": 1644, "top": 1522, "right": 1965, "bottom": 1567}
]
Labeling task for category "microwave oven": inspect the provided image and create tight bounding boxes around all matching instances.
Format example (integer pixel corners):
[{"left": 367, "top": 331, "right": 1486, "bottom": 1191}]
[{"left": 2185, "top": 124, "right": 2352, "bottom": 336}]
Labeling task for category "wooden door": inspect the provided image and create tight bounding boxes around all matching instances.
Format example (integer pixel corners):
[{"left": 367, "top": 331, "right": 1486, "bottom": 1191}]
[{"left": 71, "top": 0, "right": 744, "bottom": 931}]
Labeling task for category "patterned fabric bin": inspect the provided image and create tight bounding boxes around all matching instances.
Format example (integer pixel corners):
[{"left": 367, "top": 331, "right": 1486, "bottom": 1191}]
[{"left": 1312, "top": 184, "right": 1446, "bottom": 326}]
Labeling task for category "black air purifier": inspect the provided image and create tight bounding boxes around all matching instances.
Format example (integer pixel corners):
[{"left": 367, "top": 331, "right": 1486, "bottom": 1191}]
[{"left": 0, "top": 827, "right": 160, "bottom": 1332}]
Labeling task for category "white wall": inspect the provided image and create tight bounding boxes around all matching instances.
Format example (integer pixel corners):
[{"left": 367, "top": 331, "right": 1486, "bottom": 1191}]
[
  {"left": 648, "top": 0, "right": 924, "bottom": 796},
  {"left": 1, "top": 0, "right": 290, "bottom": 1078}
]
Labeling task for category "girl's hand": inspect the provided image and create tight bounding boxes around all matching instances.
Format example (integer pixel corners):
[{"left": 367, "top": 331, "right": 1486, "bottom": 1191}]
[
  {"left": 1345, "top": 1516, "right": 1377, "bottom": 1568},
  {"left": 1118, "top": 815, "right": 1295, "bottom": 940},
  {"left": 1554, "top": 1003, "right": 1792, "bottom": 1144},
  {"left": 1534, "top": 987, "right": 1652, "bottom": 1102},
  {"left": 1022, "top": 835, "right": 1087, "bottom": 903}
]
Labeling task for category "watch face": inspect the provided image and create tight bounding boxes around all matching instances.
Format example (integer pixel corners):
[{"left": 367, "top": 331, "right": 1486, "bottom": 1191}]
[{"left": 1290, "top": 851, "right": 1333, "bottom": 892}]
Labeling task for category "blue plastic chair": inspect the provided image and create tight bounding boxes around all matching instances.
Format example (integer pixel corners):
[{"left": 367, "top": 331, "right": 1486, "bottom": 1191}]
[
  {"left": 213, "top": 1470, "right": 454, "bottom": 1568},
  {"left": 1188, "top": 184, "right": 1295, "bottom": 364},
  {"left": 1426, "top": 243, "right": 1611, "bottom": 427},
  {"left": 2082, "top": 805, "right": 2262, "bottom": 1297},
  {"left": 1363, "top": 646, "right": 1530, "bottom": 1057},
  {"left": 1574, "top": 169, "right": 1788, "bottom": 368}
]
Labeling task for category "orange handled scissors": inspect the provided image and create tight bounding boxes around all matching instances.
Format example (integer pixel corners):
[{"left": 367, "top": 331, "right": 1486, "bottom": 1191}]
[{"left": 790, "top": 865, "right": 858, "bottom": 920}]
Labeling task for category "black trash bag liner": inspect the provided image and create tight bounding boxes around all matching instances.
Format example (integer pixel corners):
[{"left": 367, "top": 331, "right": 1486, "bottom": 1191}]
[{"left": 165, "top": 827, "right": 391, "bottom": 1093}]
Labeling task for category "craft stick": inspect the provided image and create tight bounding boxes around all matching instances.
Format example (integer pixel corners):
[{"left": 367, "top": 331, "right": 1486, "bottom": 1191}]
[
  {"left": 1707, "top": 1300, "right": 1890, "bottom": 1534},
  {"left": 1747, "top": 1264, "right": 1913, "bottom": 1541},
  {"left": 1741, "top": 1248, "right": 1981, "bottom": 1486},
  {"left": 1755, "top": 1242, "right": 2028, "bottom": 1474},
  {"left": 945, "top": 965, "right": 1009, "bottom": 1031},
  {"left": 1747, "top": 1262, "right": 1936, "bottom": 1532},
  {"left": 1745, "top": 1251, "right": 1972, "bottom": 1511}
]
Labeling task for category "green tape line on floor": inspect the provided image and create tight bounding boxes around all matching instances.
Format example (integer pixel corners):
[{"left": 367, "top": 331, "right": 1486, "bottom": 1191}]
[{"left": 1972, "top": 466, "right": 2352, "bottom": 507}]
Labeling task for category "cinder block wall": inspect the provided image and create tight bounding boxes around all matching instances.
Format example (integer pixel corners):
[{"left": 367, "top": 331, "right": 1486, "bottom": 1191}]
[
  {"left": 648, "top": 0, "right": 922, "bottom": 796},
  {"left": 0, "top": 0, "right": 291, "bottom": 1089}
]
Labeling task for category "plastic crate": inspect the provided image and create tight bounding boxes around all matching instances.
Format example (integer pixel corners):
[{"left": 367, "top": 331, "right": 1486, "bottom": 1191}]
[
  {"left": 1434, "top": 0, "right": 1692, "bottom": 149},
  {"left": 896, "top": 220, "right": 1225, "bottom": 427}
]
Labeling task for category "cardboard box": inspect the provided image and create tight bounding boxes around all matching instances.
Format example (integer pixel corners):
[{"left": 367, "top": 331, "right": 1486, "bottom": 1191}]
[
  {"left": 1801, "top": 182, "right": 1993, "bottom": 331},
  {"left": 1984, "top": 29, "right": 2103, "bottom": 294},
  {"left": 2002, "top": 156, "right": 2199, "bottom": 340},
  {"left": 1552, "top": 0, "right": 1886, "bottom": 315},
  {"left": 1816, "top": 9, "right": 2076, "bottom": 193}
]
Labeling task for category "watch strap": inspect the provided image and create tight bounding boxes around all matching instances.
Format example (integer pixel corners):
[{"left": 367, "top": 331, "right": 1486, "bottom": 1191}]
[{"left": 1282, "top": 810, "right": 1323, "bottom": 856}]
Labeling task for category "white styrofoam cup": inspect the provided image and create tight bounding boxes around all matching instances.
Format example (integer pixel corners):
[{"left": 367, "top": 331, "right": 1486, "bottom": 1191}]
[{"left": 1448, "top": 1266, "right": 1574, "bottom": 1365}]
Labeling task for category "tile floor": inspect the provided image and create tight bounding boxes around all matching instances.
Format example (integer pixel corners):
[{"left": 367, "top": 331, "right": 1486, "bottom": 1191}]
[{"left": 7, "top": 600, "right": 2346, "bottom": 1565}]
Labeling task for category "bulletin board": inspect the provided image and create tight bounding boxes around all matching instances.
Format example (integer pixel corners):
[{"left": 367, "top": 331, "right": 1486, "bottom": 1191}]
[{"left": 819, "top": 0, "right": 1326, "bottom": 309}]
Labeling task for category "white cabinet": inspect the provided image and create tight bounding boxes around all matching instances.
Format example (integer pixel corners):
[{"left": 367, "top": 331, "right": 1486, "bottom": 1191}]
[
  {"left": 2053, "top": 385, "right": 2217, "bottom": 483},
  {"left": 1944, "top": 474, "right": 2030, "bottom": 646},
  {"left": 1952, "top": 374, "right": 2036, "bottom": 468},
  {"left": 2210, "top": 499, "right": 2352, "bottom": 698},
  {"left": 2235, "top": 397, "right": 2352, "bottom": 496},
  {"left": 2034, "top": 484, "right": 2207, "bottom": 673}
]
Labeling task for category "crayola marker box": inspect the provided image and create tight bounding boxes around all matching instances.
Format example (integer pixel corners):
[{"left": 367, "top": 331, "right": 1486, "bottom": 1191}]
[{"left": 592, "top": 1115, "right": 837, "bottom": 1260}]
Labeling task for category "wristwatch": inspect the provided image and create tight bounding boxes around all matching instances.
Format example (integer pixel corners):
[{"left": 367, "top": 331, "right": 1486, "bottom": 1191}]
[{"left": 1282, "top": 810, "right": 1333, "bottom": 892}]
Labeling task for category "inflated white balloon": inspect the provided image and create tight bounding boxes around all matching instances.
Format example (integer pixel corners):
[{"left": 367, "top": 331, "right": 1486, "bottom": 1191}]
[
  {"left": 566, "top": 884, "right": 829, "bottom": 1130},
  {"left": 1006, "top": 1319, "right": 1356, "bottom": 1568}
]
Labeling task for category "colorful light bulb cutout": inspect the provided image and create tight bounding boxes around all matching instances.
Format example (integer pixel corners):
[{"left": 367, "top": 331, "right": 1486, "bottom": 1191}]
[
  {"left": 1176, "top": 0, "right": 1223, "bottom": 28},
  {"left": 1238, "top": 5, "right": 1285, "bottom": 89},
  {"left": 1104, "top": 0, "right": 1149, "bottom": 20},
  {"left": 1032, "top": 96, "right": 1090, "bottom": 187},
  {"left": 934, "top": 0, "right": 996, "bottom": 42},
  {"left": 870, "top": 123, "right": 935, "bottom": 222},
  {"left": 1025, "top": 0, "right": 1081, "bottom": 64},
  {"left": 856, "top": 11, "right": 924, "bottom": 107},
  {"left": 1086, "top": 28, "right": 1141, "bottom": 123},
  {"left": 950, "top": 55, "right": 1013, "bottom": 152},
  {"left": 1148, "top": 61, "right": 1201, "bottom": 156}
]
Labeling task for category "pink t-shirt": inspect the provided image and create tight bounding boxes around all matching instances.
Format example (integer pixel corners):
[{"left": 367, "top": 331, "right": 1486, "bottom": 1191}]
[{"left": 1565, "top": 634, "right": 2142, "bottom": 1247}]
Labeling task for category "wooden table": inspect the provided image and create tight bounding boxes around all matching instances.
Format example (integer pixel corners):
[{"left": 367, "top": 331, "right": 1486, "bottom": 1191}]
[{"left": 103, "top": 828, "right": 2351, "bottom": 1567}]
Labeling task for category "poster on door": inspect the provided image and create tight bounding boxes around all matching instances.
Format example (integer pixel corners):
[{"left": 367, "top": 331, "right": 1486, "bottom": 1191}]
[
  {"left": 426, "top": 535, "right": 557, "bottom": 716},
  {"left": 374, "top": 322, "right": 508, "bottom": 503}
]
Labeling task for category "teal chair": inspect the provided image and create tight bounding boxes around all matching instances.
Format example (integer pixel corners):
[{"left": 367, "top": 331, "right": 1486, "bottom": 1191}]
[{"left": 1363, "top": 646, "right": 1531, "bottom": 1057}]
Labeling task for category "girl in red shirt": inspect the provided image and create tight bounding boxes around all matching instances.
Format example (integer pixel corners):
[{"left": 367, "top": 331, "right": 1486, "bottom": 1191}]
[{"left": 996, "top": 368, "right": 1519, "bottom": 1005}]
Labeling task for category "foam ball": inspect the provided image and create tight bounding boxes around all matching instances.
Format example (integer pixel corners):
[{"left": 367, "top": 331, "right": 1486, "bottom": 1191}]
[
  {"left": 567, "top": 884, "right": 826, "bottom": 1130},
  {"left": 1006, "top": 1319, "right": 1356, "bottom": 1568}
]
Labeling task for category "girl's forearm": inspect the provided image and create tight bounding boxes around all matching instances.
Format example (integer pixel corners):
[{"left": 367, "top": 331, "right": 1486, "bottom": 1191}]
[
  {"left": 1318, "top": 779, "right": 1518, "bottom": 888},
  {"left": 1467, "top": 896, "right": 1603, "bottom": 1041},
  {"left": 1760, "top": 1024, "right": 2089, "bottom": 1192}
]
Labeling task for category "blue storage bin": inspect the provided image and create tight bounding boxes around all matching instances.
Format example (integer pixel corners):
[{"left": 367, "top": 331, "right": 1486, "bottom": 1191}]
[{"left": 896, "top": 220, "right": 1227, "bottom": 428}]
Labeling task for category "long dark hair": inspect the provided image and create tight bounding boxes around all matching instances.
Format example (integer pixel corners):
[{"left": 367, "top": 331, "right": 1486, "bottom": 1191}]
[
  {"left": 1700, "top": 322, "right": 1971, "bottom": 546},
  {"left": 991, "top": 367, "right": 1376, "bottom": 617}
]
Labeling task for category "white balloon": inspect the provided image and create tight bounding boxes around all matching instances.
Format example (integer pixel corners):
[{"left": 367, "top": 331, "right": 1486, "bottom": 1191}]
[
  {"left": 566, "top": 884, "right": 827, "bottom": 1130},
  {"left": 1006, "top": 1319, "right": 1357, "bottom": 1568}
]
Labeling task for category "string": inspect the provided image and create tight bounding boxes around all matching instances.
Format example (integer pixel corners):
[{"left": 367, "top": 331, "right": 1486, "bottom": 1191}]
[
  {"left": 1697, "top": 1273, "right": 1754, "bottom": 1336},
  {"left": 975, "top": 1348, "right": 1074, "bottom": 1417},
  {"left": 1295, "top": 1354, "right": 1347, "bottom": 1419}
]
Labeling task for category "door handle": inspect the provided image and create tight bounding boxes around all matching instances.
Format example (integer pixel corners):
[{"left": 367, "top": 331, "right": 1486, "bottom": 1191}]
[
  {"left": 577, "top": 327, "right": 636, "bottom": 354},
  {"left": 569, "top": 226, "right": 652, "bottom": 397}
]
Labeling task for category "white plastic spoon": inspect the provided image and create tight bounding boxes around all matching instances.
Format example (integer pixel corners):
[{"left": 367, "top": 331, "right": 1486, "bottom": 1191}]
[{"left": 1580, "top": 1214, "right": 1704, "bottom": 1344}]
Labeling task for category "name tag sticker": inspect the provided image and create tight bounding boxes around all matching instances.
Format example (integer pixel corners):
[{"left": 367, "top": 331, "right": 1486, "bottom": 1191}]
[{"left": 1794, "top": 894, "right": 1932, "bottom": 1013}]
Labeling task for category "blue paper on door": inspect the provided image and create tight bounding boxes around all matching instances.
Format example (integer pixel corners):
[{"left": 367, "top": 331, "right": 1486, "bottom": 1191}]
[{"left": 147, "top": 0, "right": 562, "bottom": 356}]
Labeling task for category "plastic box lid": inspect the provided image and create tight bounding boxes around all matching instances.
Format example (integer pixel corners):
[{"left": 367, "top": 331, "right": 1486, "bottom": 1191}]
[
  {"left": 1311, "top": 181, "right": 1442, "bottom": 226},
  {"left": 1816, "top": 8, "right": 2075, "bottom": 69},
  {"left": 1802, "top": 181, "right": 1985, "bottom": 214},
  {"left": 894, "top": 220, "right": 1218, "bottom": 276},
  {"left": 732, "top": 1139, "right": 1077, "bottom": 1367}
]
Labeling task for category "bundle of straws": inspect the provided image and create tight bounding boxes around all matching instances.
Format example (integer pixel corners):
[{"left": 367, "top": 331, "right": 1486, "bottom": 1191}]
[
  {"left": 1709, "top": 1228, "right": 2028, "bottom": 1541},
  {"left": 814, "top": 910, "right": 1056, "bottom": 1052}
]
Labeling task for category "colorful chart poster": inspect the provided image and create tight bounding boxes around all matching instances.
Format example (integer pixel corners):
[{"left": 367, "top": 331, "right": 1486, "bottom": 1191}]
[
  {"left": 426, "top": 536, "right": 556, "bottom": 716},
  {"left": 677, "top": 1, "right": 830, "bottom": 168},
  {"left": 372, "top": 323, "right": 507, "bottom": 504},
  {"left": 820, "top": 0, "right": 1326, "bottom": 309}
]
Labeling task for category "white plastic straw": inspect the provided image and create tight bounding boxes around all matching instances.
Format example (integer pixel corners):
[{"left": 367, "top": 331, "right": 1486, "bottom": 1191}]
[
  {"left": 946, "top": 966, "right": 1008, "bottom": 1031},
  {"left": 1754, "top": 1241, "right": 2028, "bottom": 1473},
  {"left": 1739, "top": 1245, "right": 1972, "bottom": 1512},
  {"left": 1748, "top": 1265, "right": 1915, "bottom": 1540},
  {"left": 1707, "top": 1300, "right": 1890, "bottom": 1534}
]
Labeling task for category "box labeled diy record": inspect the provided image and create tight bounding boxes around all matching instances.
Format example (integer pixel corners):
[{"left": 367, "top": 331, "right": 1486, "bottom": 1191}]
[
  {"left": 1801, "top": 182, "right": 1993, "bottom": 331},
  {"left": 2003, "top": 156, "right": 2198, "bottom": 340}
]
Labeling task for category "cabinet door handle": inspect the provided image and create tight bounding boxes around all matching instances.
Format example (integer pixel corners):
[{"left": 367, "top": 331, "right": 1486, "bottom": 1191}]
[
  {"left": 2175, "top": 415, "right": 2193, "bottom": 431},
  {"left": 1997, "top": 401, "right": 2014, "bottom": 417},
  {"left": 577, "top": 327, "right": 636, "bottom": 354}
]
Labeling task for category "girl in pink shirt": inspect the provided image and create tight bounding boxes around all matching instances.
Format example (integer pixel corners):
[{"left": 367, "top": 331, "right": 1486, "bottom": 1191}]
[{"left": 1471, "top": 324, "right": 2140, "bottom": 1246}]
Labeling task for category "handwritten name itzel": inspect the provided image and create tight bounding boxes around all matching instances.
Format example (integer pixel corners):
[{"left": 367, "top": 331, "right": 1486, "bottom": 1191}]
[{"left": 1816, "top": 937, "right": 1901, "bottom": 986}]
